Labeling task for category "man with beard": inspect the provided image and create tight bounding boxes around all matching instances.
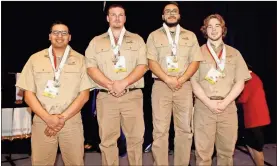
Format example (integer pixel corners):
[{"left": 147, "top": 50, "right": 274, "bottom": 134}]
[
  {"left": 191, "top": 14, "right": 251, "bottom": 166},
  {"left": 16, "top": 21, "right": 92, "bottom": 165},
  {"left": 146, "top": 2, "right": 203, "bottom": 165},
  {"left": 85, "top": 4, "right": 147, "bottom": 166}
]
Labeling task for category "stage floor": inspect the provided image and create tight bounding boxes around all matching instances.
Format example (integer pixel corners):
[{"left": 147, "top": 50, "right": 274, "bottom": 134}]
[{"left": 2, "top": 144, "right": 276, "bottom": 166}]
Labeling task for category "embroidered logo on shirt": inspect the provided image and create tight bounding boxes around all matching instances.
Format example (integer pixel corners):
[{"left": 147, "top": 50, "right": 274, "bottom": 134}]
[
  {"left": 67, "top": 57, "right": 77, "bottom": 65},
  {"left": 126, "top": 40, "right": 133, "bottom": 44}
]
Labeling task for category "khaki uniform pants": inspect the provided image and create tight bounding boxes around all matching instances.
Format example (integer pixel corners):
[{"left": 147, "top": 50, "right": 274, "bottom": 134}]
[
  {"left": 194, "top": 98, "right": 238, "bottom": 166},
  {"left": 31, "top": 113, "right": 84, "bottom": 166},
  {"left": 96, "top": 89, "right": 145, "bottom": 166},
  {"left": 152, "top": 80, "right": 194, "bottom": 166}
]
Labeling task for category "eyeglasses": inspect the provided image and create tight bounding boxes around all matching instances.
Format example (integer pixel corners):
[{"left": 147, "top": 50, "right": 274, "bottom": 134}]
[
  {"left": 51, "top": 30, "right": 69, "bottom": 36},
  {"left": 164, "top": 9, "right": 179, "bottom": 15}
]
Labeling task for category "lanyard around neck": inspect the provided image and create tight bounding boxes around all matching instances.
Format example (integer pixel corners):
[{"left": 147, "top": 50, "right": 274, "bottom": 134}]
[
  {"left": 108, "top": 27, "right": 126, "bottom": 55},
  {"left": 163, "top": 23, "right": 181, "bottom": 56},
  {"left": 48, "top": 45, "right": 70, "bottom": 82},
  {"left": 206, "top": 40, "right": 226, "bottom": 71}
]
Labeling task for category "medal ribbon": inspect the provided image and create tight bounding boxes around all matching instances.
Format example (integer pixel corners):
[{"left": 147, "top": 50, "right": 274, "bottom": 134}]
[
  {"left": 163, "top": 23, "right": 181, "bottom": 56},
  {"left": 108, "top": 27, "right": 126, "bottom": 56},
  {"left": 206, "top": 40, "right": 226, "bottom": 71},
  {"left": 48, "top": 45, "right": 70, "bottom": 83}
]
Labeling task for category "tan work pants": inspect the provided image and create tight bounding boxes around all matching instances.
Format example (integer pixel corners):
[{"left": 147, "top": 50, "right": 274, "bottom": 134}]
[
  {"left": 31, "top": 113, "right": 84, "bottom": 166},
  {"left": 96, "top": 89, "right": 145, "bottom": 166},
  {"left": 194, "top": 98, "right": 238, "bottom": 166},
  {"left": 152, "top": 80, "right": 194, "bottom": 166}
]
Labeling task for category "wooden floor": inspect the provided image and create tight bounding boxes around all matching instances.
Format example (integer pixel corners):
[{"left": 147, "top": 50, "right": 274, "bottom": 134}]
[{"left": 1, "top": 144, "right": 276, "bottom": 166}]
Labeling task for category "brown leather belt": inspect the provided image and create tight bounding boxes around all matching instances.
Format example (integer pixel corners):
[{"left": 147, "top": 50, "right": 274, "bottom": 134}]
[
  {"left": 154, "top": 78, "right": 190, "bottom": 82},
  {"left": 99, "top": 88, "right": 140, "bottom": 93},
  {"left": 209, "top": 96, "right": 225, "bottom": 100}
]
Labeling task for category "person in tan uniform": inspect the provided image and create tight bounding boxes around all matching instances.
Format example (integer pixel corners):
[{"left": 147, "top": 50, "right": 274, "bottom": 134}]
[
  {"left": 85, "top": 4, "right": 147, "bottom": 166},
  {"left": 146, "top": 2, "right": 204, "bottom": 166},
  {"left": 191, "top": 14, "right": 252, "bottom": 166},
  {"left": 16, "top": 21, "right": 92, "bottom": 166}
]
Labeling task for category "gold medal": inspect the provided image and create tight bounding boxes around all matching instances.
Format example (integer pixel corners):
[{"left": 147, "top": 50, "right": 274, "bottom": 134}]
[
  {"left": 218, "top": 68, "right": 225, "bottom": 78},
  {"left": 171, "top": 51, "right": 178, "bottom": 63},
  {"left": 54, "top": 81, "right": 61, "bottom": 88},
  {"left": 54, "top": 80, "right": 60, "bottom": 88},
  {"left": 173, "top": 55, "right": 178, "bottom": 63},
  {"left": 112, "top": 51, "right": 120, "bottom": 65},
  {"left": 112, "top": 56, "right": 118, "bottom": 65}
]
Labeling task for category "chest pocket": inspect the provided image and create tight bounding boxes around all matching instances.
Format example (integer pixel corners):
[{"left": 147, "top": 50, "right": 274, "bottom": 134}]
[
  {"left": 153, "top": 35, "right": 171, "bottom": 59},
  {"left": 63, "top": 65, "right": 81, "bottom": 80},
  {"left": 151, "top": 37, "right": 170, "bottom": 72},
  {"left": 33, "top": 65, "right": 53, "bottom": 87},
  {"left": 121, "top": 39, "right": 139, "bottom": 51},
  {"left": 224, "top": 57, "right": 236, "bottom": 83},
  {"left": 178, "top": 38, "right": 193, "bottom": 58},
  {"left": 33, "top": 65, "right": 53, "bottom": 78},
  {"left": 95, "top": 41, "right": 111, "bottom": 73},
  {"left": 95, "top": 40, "right": 111, "bottom": 59},
  {"left": 199, "top": 60, "right": 213, "bottom": 81},
  {"left": 121, "top": 41, "right": 139, "bottom": 72},
  {"left": 95, "top": 45, "right": 111, "bottom": 54}
]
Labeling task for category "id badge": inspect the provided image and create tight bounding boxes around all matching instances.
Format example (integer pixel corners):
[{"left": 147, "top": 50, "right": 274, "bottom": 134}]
[
  {"left": 114, "top": 56, "right": 127, "bottom": 73},
  {"left": 42, "top": 80, "right": 59, "bottom": 98},
  {"left": 166, "top": 56, "right": 179, "bottom": 72},
  {"left": 205, "top": 67, "right": 222, "bottom": 84}
]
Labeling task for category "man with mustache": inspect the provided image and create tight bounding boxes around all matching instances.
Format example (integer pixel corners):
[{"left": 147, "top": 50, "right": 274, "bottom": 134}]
[
  {"left": 16, "top": 21, "right": 92, "bottom": 165},
  {"left": 85, "top": 4, "right": 147, "bottom": 166},
  {"left": 191, "top": 14, "right": 251, "bottom": 166},
  {"left": 146, "top": 2, "right": 203, "bottom": 165}
]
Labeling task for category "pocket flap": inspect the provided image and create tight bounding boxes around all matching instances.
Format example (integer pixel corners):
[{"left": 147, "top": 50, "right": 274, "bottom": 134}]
[
  {"left": 63, "top": 65, "right": 81, "bottom": 73},
  {"left": 33, "top": 65, "right": 52, "bottom": 73}
]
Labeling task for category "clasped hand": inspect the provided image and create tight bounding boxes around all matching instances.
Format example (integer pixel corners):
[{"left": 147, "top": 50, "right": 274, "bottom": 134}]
[
  {"left": 206, "top": 100, "right": 228, "bottom": 114},
  {"left": 107, "top": 80, "right": 128, "bottom": 97},
  {"left": 44, "top": 114, "right": 65, "bottom": 137},
  {"left": 165, "top": 76, "right": 186, "bottom": 91}
]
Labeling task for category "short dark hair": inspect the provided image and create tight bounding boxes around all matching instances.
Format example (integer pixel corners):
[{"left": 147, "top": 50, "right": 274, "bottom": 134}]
[
  {"left": 107, "top": 4, "right": 126, "bottom": 15},
  {"left": 163, "top": 1, "right": 179, "bottom": 14},
  {"left": 50, "top": 21, "right": 70, "bottom": 34}
]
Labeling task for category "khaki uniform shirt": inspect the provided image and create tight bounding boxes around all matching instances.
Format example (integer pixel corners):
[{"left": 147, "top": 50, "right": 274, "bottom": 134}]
[
  {"left": 146, "top": 27, "right": 204, "bottom": 78},
  {"left": 193, "top": 44, "right": 252, "bottom": 98},
  {"left": 16, "top": 48, "right": 93, "bottom": 114},
  {"left": 85, "top": 31, "right": 147, "bottom": 89}
]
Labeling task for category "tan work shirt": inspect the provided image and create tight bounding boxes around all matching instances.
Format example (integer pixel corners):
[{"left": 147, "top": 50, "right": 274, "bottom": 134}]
[
  {"left": 16, "top": 48, "right": 93, "bottom": 114},
  {"left": 146, "top": 26, "right": 204, "bottom": 78},
  {"left": 193, "top": 44, "right": 251, "bottom": 98},
  {"left": 85, "top": 31, "right": 147, "bottom": 89}
]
